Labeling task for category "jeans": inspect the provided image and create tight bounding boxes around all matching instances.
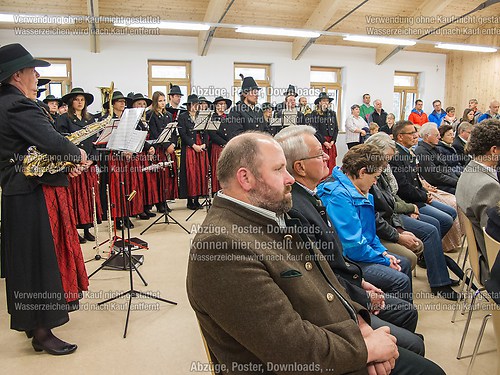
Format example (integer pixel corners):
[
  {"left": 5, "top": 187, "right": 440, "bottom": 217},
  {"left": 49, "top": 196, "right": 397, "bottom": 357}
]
[
  {"left": 401, "top": 215, "right": 452, "bottom": 287},
  {"left": 357, "top": 252, "right": 413, "bottom": 303},
  {"left": 419, "top": 201, "right": 456, "bottom": 238}
]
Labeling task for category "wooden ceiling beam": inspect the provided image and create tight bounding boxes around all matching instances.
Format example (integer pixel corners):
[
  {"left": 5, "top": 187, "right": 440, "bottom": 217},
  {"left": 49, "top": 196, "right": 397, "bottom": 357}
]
[
  {"left": 375, "top": 0, "right": 455, "bottom": 65},
  {"left": 291, "top": 0, "right": 343, "bottom": 60},
  {"left": 198, "top": 0, "right": 231, "bottom": 56}
]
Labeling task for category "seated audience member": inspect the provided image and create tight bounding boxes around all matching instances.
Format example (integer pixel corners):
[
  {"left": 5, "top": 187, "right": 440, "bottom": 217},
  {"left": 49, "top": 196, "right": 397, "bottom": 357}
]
[
  {"left": 461, "top": 107, "right": 476, "bottom": 125},
  {"left": 453, "top": 121, "right": 473, "bottom": 167},
  {"left": 408, "top": 99, "right": 428, "bottom": 127},
  {"left": 428, "top": 100, "right": 446, "bottom": 126},
  {"left": 369, "top": 122, "right": 379, "bottom": 135},
  {"left": 187, "top": 132, "right": 445, "bottom": 375},
  {"left": 345, "top": 104, "right": 368, "bottom": 149},
  {"left": 366, "top": 133, "right": 460, "bottom": 300},
  {"left": 456, "top": 119, "right": 500, "bottom": 282},
  {"left": 435, "top": 124, "right": 463, "bottom": 175},
  {"left": 477, "top": 100, "right": 500, "bottom": 123},
  {"left": 317, "top": 144, "right": 413, "bottom": 303},
  {"left": 390, "top": 121, "right": 457, "bottom": 239},
  {"left": 379, "top": 113, "right": 395, "bottom": 136},
  {"left": 485, "top": 252, "right": 500, "bottom": 305},
  {"left": 414, "top": 122, "right": 460, "bottom": 194},
  {"left": 486, "top": 201, "right": 500, "bottom": 243},
  {"left": 468, "top": 98, "right": 482, "bottom": 123},
  {"left": 440, "top": 106, "right": 460, "bottom": 130},
  {"left": 276, "top": 126, "right": 424, "bottom": 355}
]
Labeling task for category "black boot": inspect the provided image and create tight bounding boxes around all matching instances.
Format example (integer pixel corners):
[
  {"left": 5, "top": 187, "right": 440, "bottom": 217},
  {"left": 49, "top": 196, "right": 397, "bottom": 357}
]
[
  {"left": 78, "top": 233, "right": 87, "bottom": 244},
  {"left": 156, "top": 202, "right": 166, "bottom": 213},
  {"left": 194, "top": 197, "right": 203, "bottom": 209},
  {"left": 144, "top": 205, "right": 156, "bottom": 217},
  {"left": 430, "top": 285, "right": 459, "bottom": 301},
  {"left": 138, "top": 212, "right": 150, "bottom": 220},
  {"left": 83, "top": 229, "right": 95, "bottom": 242},
  {"left": 187, "top": 198, "right": 196, "bottom": 210}
]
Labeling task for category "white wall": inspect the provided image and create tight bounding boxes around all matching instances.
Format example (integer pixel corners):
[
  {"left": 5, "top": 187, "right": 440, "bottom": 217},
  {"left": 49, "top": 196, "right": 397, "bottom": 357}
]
[{"left": 0, "top": 30, "right": 446, "bottom": 161}]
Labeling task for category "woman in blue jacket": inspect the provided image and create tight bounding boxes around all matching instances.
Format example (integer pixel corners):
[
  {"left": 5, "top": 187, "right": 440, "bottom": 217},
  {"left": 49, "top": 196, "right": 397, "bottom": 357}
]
[{"left": 317, "top": 144, "right": 413, "bottom": 303}]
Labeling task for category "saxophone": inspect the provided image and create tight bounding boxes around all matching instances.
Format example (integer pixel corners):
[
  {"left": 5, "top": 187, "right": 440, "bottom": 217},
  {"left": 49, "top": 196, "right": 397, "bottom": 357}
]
[
  {"left": 23, "top": 115, "right": 113, "bottom": 177},
  {"left": 23, "top": 82, "right": 114, "bottom": 178}
]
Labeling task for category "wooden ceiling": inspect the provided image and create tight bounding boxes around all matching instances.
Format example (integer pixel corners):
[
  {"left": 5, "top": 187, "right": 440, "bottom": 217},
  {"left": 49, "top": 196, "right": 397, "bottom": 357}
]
[{"left": 1, "top": 0, "right": 498, "bottom": 62}]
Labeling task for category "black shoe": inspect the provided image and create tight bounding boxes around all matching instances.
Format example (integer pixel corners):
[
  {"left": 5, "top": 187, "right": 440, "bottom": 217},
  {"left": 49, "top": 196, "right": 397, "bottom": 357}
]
[
  {"left": 32, "top": 337, "right": 77, "bottom": 356},
  {"left": 156, "top": 203, "right": 166, "bottom": 213},
  {"left": 431, "top": 285, "right": 459, "bottom": 301},
  {"left": 417, "top": 254, "right": 427, "bottom": 269},
  {"left": 78, "top": 234, "right": 87, "bottom": 244},
  {"left": 194, "top": 199, "right": 203, "bottom": 209},
  {"left": 124, "top": 217, "right": 134, "bottom": 229},
  {"left": 145, "top": 209, "right": 156, "bottom": 217},
  {"left": 83, "top": 230, "right": 95, "bottom": 242},
  {"left": 138, "top": 212, "right": 150, "bottom": 220},
  {"left": 450, "top": 278, "right": 460, "bottom": 287},
  {"left": 25, "top": 330, "right": 33, "bottom": 339},
  {"left": 187, "top": 203, "right": 197, "bottom": 210}
]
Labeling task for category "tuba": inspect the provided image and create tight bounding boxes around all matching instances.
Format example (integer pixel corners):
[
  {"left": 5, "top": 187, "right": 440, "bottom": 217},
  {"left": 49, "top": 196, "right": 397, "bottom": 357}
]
[{"left": 22, "top": 82, "right": 114, "bottom": 177}]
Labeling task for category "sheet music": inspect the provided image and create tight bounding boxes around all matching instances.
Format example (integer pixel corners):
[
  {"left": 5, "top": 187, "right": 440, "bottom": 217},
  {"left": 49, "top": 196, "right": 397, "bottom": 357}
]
[
  {"left": 94, "top": 118, "right": 119, "bottom": 145},
  {"left": 151, "top": 122, "right": 178, "bottom": 144},
  {"left": 193, "top": 110, "right": 213, "bottom": 130},
  {"left": 107, "top": 108, "right": 146, "bottom": 152},
  {"left": 283, "top": 110, "right": 297, "bottom": 127},
  {"left": 269, "top": 117, "right": 283, "bottom": 127}
]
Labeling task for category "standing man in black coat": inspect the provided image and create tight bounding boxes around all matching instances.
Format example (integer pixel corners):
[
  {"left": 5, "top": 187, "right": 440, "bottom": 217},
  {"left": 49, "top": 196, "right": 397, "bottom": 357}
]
[
  {"left": 368, "top": 99, "right": 388, "bottom": 129},
  {"left": 275, "top": 125, "right": 425, "bottom": 356},
  {"left": 0, "top": 43, "right": 88, "bottom": 355},
  {"left": 228, "top": 75, "right": 267, "bottom": 133}
]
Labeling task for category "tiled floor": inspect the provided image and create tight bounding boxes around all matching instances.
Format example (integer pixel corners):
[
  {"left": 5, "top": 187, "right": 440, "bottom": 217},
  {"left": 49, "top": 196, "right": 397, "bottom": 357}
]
[{"left": 0, "top": 201, "right": 497, "bottom": 374}]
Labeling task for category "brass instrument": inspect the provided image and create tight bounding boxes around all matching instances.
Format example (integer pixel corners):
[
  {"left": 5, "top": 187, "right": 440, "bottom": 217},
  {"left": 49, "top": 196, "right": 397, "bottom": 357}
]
[
  {"left": 22, "top": 82, "right": 114, "bottom": 178},
  {"left": 98, "top": 84, "right": 114, "bottom": 116}
]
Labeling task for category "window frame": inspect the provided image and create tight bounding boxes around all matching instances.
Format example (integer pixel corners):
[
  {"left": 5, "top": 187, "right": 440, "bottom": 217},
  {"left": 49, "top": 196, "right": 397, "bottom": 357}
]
[
  {"left": 148, "top": 60, "right": 191, "bottom": 98},
  {"left": 234, "top": 63, "right": 271, "bottom": 104},
  {"left": 310, "top": 66, "right": 343, "bottom": 129},
  {"left": 35, "top": 57, "right": 72, "bottom": 99},
  {"left": 393, "top": 71, "right": 419, "bottom": 121}
]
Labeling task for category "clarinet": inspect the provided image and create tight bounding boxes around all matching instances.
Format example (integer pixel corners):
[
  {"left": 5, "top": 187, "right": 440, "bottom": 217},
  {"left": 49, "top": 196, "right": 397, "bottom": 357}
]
[{"left": 166, "top": 152, "right": 175, "bottom": 178}]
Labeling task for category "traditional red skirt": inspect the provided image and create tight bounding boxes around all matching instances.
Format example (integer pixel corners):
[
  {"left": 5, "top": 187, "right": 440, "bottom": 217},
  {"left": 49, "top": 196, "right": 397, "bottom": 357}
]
[
  {"left": 185, "top": 134, "right": 209, "bottom": 197},
  {"left": 42, "top": 185, "right": 89, "bottom": 303},
  {"left": 210, "top": 144, "right": 223, "bottom": 194},
  {"left": 68, "top": 165, "right": 102, "bottom": 226},
  {"left": 140, "top": 152, "right": 160, "bottom": 206},
  {"left": 158, "top": 148, "right": 179, "bottom": 201},
  {"left": 108, "top": 155, "right": 145, "bottom": 217},
  {"left": 322, "top": 135, "right": 337, "bottom": 173}
]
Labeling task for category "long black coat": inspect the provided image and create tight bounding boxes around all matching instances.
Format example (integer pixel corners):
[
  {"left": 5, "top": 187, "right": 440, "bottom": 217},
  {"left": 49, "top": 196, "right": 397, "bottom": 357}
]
[
  {"left": 55, "top": 113, "right": 98, "bottom": 161},
  {"left": 452, "top": 136, "right": 471, "bottom": 167},
  {"left": 308, "top": 109, "right": 339, "bottom": 144},
  {"left": 228, "top": 102, "right": 267, "bottom": 133}
]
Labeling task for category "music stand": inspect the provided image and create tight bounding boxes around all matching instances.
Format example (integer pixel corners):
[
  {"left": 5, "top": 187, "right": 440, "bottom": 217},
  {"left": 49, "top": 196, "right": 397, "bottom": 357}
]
[
  {"left": 282, "top": 109, "right": 298, "bottom": 127},
  {"left": 94, "top": 108, "right": 177, "bottom": 338},
  {"left": 185, "top": 112, "right": 220, "bottom": 221},
  {"left": 140, "top": 122, "right": 190, "bottom": 235}
]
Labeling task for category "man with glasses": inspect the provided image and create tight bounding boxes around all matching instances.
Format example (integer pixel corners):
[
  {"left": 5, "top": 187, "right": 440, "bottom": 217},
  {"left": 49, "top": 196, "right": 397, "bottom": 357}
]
[{"left": 390, "top": 121, "right": 457, "bottom": 259}]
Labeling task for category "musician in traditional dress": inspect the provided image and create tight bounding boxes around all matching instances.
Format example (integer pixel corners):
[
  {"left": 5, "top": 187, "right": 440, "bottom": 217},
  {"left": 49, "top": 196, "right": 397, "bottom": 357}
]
[
  {"left": 146, "top": 91, "right": 178, "bottom": 213},
  {"left": 166, "top": 84, "right": 184, "bottom": 121},
  {"left": 308, "top": 92, "right": 339, "bottom": 172},
  {"left": 178, "top": 94, "right": 209, "bottom": 210},
  {"left": 56, "top": 88, "right": 102, "bottom": 243},
  {"left": 208, "top": 96, "right": 232, "bottom": 194},
  {"left": 43, "top": 94, "right": 62, "bottom": 120},
  {"left": 198, "top": 96, "right": 211, "bottom": 111},
  {"left": 0, "top": 43, "right": 88, "bottom": 355},
  {"left": 228, "top": 75, "right": 267, "bottom": 133}
]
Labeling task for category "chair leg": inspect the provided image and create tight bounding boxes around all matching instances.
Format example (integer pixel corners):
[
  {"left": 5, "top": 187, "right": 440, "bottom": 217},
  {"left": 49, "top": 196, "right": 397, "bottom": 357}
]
[
  {"left": 457, "top": 235, "right": 466, "bottom": 267},
  {"left": 452, "top": 267, "right": 472, "bottom": 323},
  {"left": 461, "top": 268, "right": 475, "bottom": 316},
  {"left": 460, "top": 246, "right": 469, "bottom": 272},
  {"left": 457, "top": 288, "right": 483, "bottom": 359},
  {"left": 466, "top": 314, "right": 492, "bottom": 375}
]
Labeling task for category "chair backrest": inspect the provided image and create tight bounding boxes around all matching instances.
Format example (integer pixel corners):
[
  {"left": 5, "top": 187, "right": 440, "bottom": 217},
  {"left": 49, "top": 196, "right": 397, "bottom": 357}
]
[
  {"left": 483, "top": 227, "right": 500, "bottom": 272},
  {"left": 459, "top": 208, "right": 483, "bottom": 286},
  {"left": 197, "top": 322, "right": 219, "bottom": 375}
]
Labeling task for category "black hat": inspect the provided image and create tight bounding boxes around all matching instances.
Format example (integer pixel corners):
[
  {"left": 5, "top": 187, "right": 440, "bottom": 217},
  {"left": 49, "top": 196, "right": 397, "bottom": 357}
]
[
  {"left": 239, "top": 74, "right": 261, "bottom": 94},
  {"left": 261, "top": 102, "right": 273, "bottom": 111},
  {"left": 103, "top": 90, "right": 131, "bottom": 108},
  {"left": 314, "top": 92, "right": 333, "bottom": 105},
  {"left": 168, "top": 84, "right": 184, "bottom": 96},
  {"left": 37, "top": 78, "right": 50, "bottom": 86},
  {"left": 43, "top": 94, "right": 62, "bottom": 106},
  {"left": 285, "top": 84, "right": 298, "bottom": 98},
  {"left": 213, "top": 96, "right": 232, "bottom": 109},
  {"left": 127, "top": 92, "right": 152, "bottom": 107},
  {"left": 198, "top": 96, "right": 212, "bottom": 106},
  {"left": 0, "top": 43, "right": 50, "bottom": 82},
  {"left": 61, "top": 88, "right": 94, "bottom": 106},
  {"left": 182, "top": 94, "right": 200, "bottom": 107}
]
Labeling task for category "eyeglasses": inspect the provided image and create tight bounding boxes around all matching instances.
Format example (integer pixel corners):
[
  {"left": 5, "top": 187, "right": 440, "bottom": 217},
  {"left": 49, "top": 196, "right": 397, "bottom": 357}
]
[{"left": 299, "top": 151, "right": 327, "bottom": 161}]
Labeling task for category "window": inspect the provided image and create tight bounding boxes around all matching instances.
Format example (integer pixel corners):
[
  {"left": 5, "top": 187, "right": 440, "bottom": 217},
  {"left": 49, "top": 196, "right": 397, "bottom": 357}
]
[
  {"left": 148, "top": 60, "right": 191, "bottom": 99},
  {"left": 35, "top": 58, "right": 71, "bottom": 101},
  {"left": 309, "top": 66, "right": 343, "bottom": 128},
  {"left": 393, "top": 71, "right": 419, "bottom": 122},
  {"left": 234, "top": 63, "right": 271, "bottom": 104}
]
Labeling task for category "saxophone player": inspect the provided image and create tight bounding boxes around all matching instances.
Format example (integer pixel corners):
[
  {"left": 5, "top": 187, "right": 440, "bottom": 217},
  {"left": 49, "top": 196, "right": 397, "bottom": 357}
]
[
  {"left": 55, "top": 88, "right": 102, "bottom": 243},
  {"left": 0, "top": 43, "right": 88, "bottom": 355}
]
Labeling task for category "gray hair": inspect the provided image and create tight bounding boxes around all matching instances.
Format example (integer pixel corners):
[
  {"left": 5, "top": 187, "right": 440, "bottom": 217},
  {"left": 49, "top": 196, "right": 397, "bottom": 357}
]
[
  {"left": 457, "top": 121, "right": 473, "bottom": 134},
  {"left": 364, "top": 132, "right": 396, "bottom": 151},
  {"left": 419, "top": 122, "right": 438, "bottom": 138},
  {"left": 275, "top": 125, "right": 316, "bottom": 174}
]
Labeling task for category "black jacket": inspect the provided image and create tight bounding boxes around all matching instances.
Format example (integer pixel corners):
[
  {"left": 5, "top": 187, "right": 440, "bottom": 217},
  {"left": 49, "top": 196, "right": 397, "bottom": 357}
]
[
  {"left": 308, "top": 110, "right": 339, "bottom": 144},
  {"left": 414, "top": 141, "right": 459, "bottom": 194},
  {"left": 55, "top": 113, "right": 99, "bottom": 160},
  {"left": 228, "top": 102, "right": 267, "bottom": 133},
  {"left": 452, "top": 136, "right": 471, "bottom": 167},
  {"left": 435, "top": 141, "right": 463, "bottom": 174},
  {"left": 208, "top": 112, "right": 230, "bottom": 147},
  {"left": 367, "top": 109, "right": 388, "bottom": 128},
  {"left": 146, "top": 110, "right": 176, "bottom": 149},
  {"left": 389, "top": 143, "right": 428, "bottom": 205},
  {"left": 288, "top": 183, "right": 370, "bottom": 308},
  {"left": 177, "top": 111, "right": 208, "bottom": 148},
  {"left": 0, "top": 84, "right": 81, "bottom": 195},
  {"left": 370, "top": 173, "right": 405, "bottom": 243}
]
